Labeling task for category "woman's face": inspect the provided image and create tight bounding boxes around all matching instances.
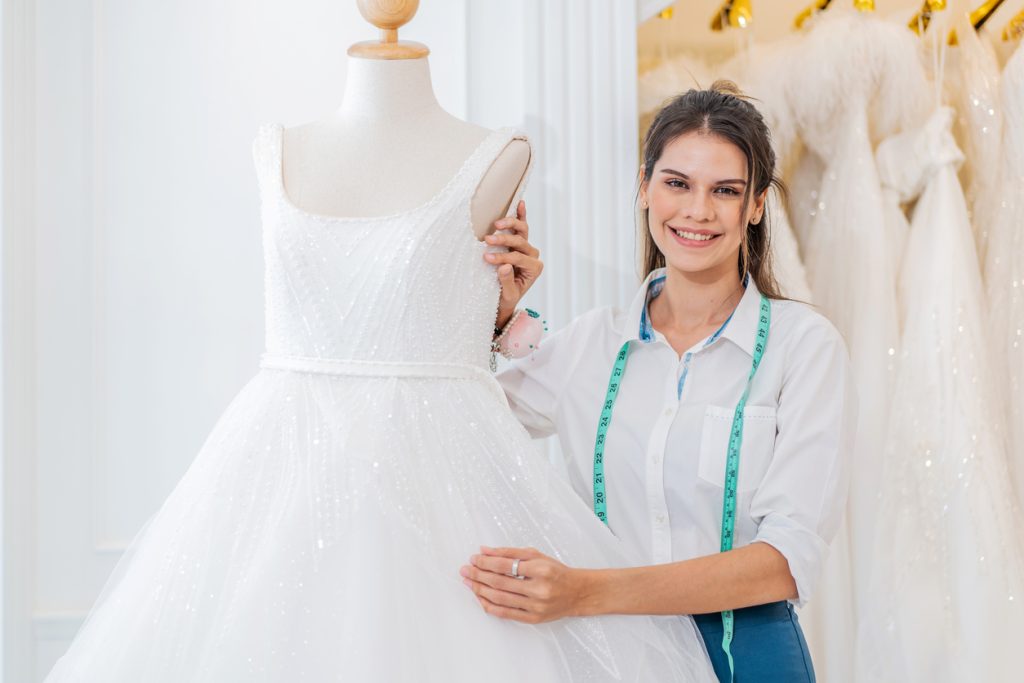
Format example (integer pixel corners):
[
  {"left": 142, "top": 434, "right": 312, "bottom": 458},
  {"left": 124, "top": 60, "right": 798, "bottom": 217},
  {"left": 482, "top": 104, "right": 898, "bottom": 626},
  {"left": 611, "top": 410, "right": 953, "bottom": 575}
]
[{"left": 640, "top": 131, "right": 765, "bottom": 281}]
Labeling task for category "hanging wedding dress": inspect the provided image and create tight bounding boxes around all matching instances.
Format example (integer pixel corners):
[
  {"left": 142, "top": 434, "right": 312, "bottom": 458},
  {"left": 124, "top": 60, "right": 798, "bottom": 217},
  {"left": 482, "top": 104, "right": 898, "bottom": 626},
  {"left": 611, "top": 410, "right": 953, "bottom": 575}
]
[
  {"left": 43, "top": 125, "right": 718, "bottom": 682},
  {"left": 985, "top": 41, "right": 1024, "bottom": 508},
  {"left": 726, "top": 39, "right": 814, "bottom": 304},
  {"left": 859, "top": 99, "right": 1024, "bottom": 682},
  {"left": 781, "top": 10, "right": 928, "bottom": 682},
  {"left": 946, "top": 10, "right": 1003, "bottom": 267},
  {"left": 637, "top": 52, "right": 711, "bottom": 119}
]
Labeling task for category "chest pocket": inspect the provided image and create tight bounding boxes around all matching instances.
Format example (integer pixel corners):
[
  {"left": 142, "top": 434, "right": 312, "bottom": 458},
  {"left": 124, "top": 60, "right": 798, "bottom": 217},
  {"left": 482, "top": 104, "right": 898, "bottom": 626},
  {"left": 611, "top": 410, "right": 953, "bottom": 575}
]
[{"left": 697, "top": 405, "right": 777, "bottom": 493}]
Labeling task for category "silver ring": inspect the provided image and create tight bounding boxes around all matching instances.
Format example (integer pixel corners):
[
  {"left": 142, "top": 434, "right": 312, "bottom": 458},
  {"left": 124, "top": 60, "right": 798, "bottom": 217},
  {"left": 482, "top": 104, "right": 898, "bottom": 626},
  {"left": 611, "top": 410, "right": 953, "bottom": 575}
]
[{"left": 510, "top": 558, "right": 521, "bottom": 579}]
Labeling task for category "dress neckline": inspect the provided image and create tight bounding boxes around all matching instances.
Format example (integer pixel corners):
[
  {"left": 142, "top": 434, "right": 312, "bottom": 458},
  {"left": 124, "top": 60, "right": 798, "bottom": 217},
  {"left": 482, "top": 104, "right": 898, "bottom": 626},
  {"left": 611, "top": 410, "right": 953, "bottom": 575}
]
[{"left": 271, "top": 123, "right": 513, "bottom": 224}]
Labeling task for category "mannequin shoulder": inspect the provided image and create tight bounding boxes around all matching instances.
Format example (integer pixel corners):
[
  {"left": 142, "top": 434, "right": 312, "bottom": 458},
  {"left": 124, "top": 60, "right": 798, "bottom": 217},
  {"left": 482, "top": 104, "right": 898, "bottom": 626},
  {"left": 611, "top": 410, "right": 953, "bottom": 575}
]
[{"left": 471, "top": 136, "right": 533, "bottom": 239}]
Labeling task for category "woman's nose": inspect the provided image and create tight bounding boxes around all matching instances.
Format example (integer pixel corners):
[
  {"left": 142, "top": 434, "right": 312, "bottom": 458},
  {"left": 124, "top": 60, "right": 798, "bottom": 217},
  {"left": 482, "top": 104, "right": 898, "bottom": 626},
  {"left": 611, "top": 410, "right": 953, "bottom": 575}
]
[{"left": 683, "top": 191, "right": 714, "bottom": 222}]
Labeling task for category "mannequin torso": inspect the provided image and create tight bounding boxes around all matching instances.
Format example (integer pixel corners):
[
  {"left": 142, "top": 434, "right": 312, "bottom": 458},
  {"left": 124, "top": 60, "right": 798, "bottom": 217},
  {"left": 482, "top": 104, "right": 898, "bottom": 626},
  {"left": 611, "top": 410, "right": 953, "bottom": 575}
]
[{"left": 281, "top": 57, "right": 530, "bottom": 238}]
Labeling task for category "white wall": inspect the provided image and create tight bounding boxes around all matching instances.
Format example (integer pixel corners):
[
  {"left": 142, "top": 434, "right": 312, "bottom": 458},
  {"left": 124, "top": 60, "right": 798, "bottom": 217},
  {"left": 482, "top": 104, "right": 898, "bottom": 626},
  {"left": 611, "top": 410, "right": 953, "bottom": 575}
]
[
  {"left": 4, "top": 1, "right": 640, "bottom": 680},
  {"left": 0, "top": 0, "right": 6, "bottom": 675}
]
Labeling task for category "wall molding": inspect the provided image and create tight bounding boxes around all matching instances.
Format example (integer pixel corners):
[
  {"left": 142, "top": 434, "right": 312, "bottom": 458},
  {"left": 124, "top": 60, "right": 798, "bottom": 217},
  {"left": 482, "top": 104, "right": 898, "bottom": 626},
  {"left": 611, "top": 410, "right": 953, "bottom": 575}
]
[
  {"left": 521, "top": 0, "right": 641, "bottom": 329},
  {"left": 32, "top": 613, "right": 86, "bottom": 643},
  {"left": 2, "top": 0, "right": 38, "bottom": 679},
  {"left": 86, "top": 0, "right": 126, "bottom": 557}
]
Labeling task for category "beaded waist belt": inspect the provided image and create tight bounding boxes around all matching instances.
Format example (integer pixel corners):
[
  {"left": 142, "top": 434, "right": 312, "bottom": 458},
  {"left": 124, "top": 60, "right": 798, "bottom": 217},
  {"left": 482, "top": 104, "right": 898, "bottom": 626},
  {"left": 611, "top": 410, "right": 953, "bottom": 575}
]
[{"left": 258, "top": 354, "right": 508, "bottom": 406}]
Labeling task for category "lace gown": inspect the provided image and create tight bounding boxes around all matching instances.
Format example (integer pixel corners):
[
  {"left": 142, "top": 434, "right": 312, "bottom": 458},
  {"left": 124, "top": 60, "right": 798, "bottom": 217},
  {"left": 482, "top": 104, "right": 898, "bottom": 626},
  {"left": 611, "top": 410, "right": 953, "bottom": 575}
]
[
  {"left": 43, "top": 125, "right": 717, "bottom": 682},
  {"left": 859, "top": 105, "right": 1024, "bottom": 683}
]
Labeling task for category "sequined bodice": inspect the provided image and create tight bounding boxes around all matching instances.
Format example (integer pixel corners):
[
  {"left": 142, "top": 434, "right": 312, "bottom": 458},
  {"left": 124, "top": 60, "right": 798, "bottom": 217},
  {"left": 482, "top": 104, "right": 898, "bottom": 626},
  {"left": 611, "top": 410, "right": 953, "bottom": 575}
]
[{"left": 251, "top": 124, "right": 529, "bottom": 369}]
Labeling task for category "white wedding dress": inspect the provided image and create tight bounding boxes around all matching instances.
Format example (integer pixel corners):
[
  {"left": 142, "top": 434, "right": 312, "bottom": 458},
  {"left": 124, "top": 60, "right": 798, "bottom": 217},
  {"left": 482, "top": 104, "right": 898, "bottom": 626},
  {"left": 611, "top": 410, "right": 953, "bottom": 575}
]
[
  {"left": 859, "top": 103, "right": 1024, "bottom": 683},
  {"left": 781, "top": 11, "right": 928, "bottom": 681},
  {"left": 945, "top": 14, "right": 1003, "bottom": 268},
  {"left": 43, "top": 125, "right": 717, "bottom": 682},
  {"left": 986, "top": 43, "right": 1024, "bottom": 506}
]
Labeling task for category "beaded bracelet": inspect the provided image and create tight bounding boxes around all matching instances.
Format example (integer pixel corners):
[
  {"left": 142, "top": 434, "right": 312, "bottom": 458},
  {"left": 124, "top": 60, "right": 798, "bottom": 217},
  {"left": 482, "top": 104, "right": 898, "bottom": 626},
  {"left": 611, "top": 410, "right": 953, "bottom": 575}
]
[{"left": 490, "top": 308, "right": 548, "bottom": 372}]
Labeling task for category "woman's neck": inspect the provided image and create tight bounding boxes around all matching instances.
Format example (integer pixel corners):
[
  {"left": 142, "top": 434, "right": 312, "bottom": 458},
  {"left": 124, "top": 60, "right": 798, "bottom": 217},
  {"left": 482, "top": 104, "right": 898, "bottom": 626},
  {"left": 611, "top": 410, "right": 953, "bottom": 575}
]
[{"left": 649, "top": 263, "right": 744, "bottom": 337}]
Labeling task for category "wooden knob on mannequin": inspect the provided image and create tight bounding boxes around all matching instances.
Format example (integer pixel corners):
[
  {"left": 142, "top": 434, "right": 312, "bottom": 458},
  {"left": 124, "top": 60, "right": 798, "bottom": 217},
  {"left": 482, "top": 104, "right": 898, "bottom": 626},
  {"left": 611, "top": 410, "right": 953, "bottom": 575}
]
[{"left": 349, "top": 0, "right": 430, "bottom": 60}]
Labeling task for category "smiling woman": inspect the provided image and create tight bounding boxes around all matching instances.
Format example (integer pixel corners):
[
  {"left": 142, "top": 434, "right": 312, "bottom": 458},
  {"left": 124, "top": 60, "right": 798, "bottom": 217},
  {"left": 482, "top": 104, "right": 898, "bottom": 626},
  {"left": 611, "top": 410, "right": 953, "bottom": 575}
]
[
  {"left": 468, "top": 81, "right": 857, "bottom": 683},
  {"left": 638, "top": 81, "right": 783, "bottom": 304}
]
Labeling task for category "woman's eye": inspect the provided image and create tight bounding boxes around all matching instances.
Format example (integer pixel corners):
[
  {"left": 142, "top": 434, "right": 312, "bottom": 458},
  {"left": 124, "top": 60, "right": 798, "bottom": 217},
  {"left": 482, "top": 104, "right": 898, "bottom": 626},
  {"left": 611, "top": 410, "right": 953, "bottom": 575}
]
[
  {"left": 715, "top": 187, "right": 740, "bottom": 196},
  {"left": 666, "top": 179, "right": 688, "bottom": 189}
]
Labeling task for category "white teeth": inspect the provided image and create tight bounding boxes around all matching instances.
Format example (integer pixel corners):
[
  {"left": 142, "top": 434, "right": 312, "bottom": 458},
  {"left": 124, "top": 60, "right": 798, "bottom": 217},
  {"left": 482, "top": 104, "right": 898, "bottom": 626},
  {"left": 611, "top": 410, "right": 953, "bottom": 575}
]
[{"left": 671, "top": 228, "right": 715, "bottom": 241}]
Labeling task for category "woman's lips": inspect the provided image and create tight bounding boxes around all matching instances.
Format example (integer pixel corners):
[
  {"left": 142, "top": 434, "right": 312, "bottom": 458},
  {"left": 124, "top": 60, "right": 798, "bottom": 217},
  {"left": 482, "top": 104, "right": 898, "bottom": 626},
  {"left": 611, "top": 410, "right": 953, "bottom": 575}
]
[{"left": 667, "top": 225, "right": 721, "bottom": 248}]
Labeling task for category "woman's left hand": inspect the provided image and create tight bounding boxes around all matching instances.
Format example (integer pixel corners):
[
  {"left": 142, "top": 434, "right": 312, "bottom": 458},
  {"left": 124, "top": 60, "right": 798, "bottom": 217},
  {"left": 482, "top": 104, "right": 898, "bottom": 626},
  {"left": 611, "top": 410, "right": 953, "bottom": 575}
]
[
  {"left": 485, "top": 201, "right": 543, "bottom": 330},
  {"left": 459, "top": 546, "right": 595, "bottom": 624}
]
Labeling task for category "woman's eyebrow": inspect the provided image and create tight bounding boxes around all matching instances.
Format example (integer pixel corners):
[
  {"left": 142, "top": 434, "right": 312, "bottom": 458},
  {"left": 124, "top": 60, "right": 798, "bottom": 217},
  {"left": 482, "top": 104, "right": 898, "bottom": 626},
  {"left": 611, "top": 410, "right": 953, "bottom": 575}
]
[{"left": 659, "top": 168, "right": 748, "bottom": 185}]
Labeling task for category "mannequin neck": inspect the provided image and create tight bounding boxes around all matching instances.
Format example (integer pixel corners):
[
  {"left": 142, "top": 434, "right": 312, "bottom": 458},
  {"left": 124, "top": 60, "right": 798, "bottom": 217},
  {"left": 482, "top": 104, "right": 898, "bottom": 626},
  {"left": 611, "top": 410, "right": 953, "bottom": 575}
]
[{"left": 336, "top": 57, "right": 446, "bottom": 125}]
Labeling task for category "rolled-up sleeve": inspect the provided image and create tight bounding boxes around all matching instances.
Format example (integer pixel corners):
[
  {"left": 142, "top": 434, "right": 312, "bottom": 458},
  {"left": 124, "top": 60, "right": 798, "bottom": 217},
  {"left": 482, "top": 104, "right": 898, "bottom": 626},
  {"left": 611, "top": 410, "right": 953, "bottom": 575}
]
[
  {"left": 750, "top": 321, "right": 857, "bottom": 607},
  {"left": 496, "top": 320, "right": 574, "bottom": 439}
]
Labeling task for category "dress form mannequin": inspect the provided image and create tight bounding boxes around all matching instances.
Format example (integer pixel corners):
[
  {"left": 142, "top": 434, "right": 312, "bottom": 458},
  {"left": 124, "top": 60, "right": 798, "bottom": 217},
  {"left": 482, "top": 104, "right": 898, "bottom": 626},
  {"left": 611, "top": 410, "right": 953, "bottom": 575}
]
[{"left": 281, "top": 0, "right": 530, "bottom": 238}]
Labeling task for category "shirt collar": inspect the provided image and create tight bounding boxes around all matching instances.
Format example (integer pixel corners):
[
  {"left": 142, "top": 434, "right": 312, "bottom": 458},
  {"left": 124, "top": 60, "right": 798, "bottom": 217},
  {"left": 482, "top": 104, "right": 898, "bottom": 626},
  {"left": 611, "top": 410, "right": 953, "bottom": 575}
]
[
  {"left": 619, "top": 268, "right": 764, "bottom": 358},
  {"left": 619, "top": 269, "right": 666, "bottom": 347},
  {"left": 719, "top": 276, "right": 764, "bottom": 358}
]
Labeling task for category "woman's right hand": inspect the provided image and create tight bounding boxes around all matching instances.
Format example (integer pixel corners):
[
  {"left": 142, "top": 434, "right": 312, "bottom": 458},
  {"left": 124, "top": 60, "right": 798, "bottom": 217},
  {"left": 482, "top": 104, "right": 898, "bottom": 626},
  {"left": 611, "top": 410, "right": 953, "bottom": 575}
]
[{"left": 485, "top": 200, "right": 543, "bottom": 330}]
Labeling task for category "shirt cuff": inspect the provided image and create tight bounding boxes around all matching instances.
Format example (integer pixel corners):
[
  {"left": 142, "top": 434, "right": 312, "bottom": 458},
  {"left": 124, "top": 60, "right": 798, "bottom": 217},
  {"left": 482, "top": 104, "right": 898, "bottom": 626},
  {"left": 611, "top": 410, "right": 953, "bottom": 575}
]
[{"left": 753, "top": 512, "right": 829, "bottom": 608}]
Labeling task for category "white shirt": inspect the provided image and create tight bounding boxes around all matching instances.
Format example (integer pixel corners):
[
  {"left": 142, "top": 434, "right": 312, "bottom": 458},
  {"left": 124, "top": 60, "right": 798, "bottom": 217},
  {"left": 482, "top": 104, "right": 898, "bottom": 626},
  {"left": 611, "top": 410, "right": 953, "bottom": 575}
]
[{"left": 498, "top": 269, "right": 857, "bottom": 606}]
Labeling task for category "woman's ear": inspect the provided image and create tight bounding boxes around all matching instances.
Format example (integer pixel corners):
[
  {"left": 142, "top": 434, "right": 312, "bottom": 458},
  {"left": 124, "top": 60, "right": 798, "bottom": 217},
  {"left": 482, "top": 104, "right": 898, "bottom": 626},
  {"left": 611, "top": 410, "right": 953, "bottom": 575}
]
[
  {"left": 750, "top": 188, "right": 768, "bottom": 225},
  {"left": 638, "top": 170, "right": 649, "bottom": 209}
]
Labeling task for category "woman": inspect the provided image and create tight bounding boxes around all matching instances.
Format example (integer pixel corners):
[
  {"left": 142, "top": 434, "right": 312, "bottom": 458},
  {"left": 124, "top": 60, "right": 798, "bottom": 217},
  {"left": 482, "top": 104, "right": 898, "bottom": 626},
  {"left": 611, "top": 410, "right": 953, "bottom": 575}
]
[{"left": 464, "top": 82, "right": 856, "bottom": 682}]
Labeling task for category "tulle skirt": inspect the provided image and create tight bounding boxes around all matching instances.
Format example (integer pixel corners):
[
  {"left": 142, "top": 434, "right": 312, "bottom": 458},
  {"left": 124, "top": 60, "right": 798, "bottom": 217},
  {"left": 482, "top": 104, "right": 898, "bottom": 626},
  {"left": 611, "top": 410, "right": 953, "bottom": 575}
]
[{"left": 44, "top": 359, "right": 716, "bottom": 682}]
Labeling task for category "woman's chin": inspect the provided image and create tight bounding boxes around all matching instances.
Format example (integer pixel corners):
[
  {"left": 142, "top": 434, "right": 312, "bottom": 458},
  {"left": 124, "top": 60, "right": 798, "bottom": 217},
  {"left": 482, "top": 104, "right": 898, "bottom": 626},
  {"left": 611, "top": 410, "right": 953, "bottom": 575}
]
[{"left": 662, "top": 251, "right": 725, "bottom": 278}]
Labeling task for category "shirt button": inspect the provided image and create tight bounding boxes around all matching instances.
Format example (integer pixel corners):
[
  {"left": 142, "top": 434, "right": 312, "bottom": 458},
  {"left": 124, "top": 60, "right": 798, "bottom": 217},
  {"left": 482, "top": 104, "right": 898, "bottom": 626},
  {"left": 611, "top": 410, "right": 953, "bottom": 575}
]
[
  {"left": 652, "top": 453, "right": 661, "bottom": 464},
  {"left": 656, "top": 515, "right": 666, "bottom": 524},
  {"left": 663, "top": 407, "right": 673, "bottom": 417}
]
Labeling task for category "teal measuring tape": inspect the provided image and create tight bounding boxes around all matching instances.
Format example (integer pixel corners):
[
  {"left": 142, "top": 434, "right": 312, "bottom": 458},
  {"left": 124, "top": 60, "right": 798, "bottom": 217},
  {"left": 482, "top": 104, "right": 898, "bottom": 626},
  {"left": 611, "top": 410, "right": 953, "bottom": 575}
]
[
  {"left": 591, "top": 293, "right": 771, "bottom": 682},
  {"left": 717, "top": 295, "right": 770, "bottom": 680},
  {"left": 593, "top": 343, "right": 630, "bottom": 524}
]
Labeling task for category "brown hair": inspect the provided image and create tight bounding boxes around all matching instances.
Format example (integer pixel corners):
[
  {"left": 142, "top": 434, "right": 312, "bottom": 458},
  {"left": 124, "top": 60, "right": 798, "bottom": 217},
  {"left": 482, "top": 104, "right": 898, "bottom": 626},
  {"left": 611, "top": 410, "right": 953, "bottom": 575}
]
[{"left": 638, "top": 80, "right": 784, "bottom": 299}]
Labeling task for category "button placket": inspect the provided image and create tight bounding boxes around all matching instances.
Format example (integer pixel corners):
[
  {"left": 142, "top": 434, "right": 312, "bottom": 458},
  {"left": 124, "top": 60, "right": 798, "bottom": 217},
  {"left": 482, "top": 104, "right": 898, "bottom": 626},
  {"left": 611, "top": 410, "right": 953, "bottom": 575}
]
[{"left": 645, "top": 370, "right": 676, "bottom": 564}]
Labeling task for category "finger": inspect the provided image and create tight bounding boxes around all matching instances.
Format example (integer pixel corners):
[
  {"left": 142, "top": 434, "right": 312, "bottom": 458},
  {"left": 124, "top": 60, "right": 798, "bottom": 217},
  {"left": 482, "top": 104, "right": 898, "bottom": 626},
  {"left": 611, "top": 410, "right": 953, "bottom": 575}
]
[
  {"left": 475, "top": 593, "right": 537, "bottom": 624},
  {"left": 484, "top": 233, "right": 539, "bottom": 258},
  {"left": 497, "top": 262, "right": 515, "bottom": 277},
  {"left": 517, "top": 200, "right": 527, "bottom": 221},
  {"left": 470, "top": 554, "right": 517, "bottom": 577},
  {"left": 464, "top": 577, "right": 531, "bottom": 609},
  {"left": 496, "top": 264, "right": 516, "bottom": 292},
  {"left": 480, "top": 546, "right": 544, "bottom": 560},
  {"left": 493, "top": 217, "right": 529, "bottom": 239},
  {"left": 470, "top": 555, "right": 543, "bottom": 583},
  {"left": 468, "top": 548, "right": 540, "bottom": 581},
  {"left": 484, "top": 251, "right": 531, "bottom": 268},
  {"left": 475, "top": 584, "right": 531, "bottom": 611},
  {"left": 463, "top": 564, "right": 531, "bottom": 596}
]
